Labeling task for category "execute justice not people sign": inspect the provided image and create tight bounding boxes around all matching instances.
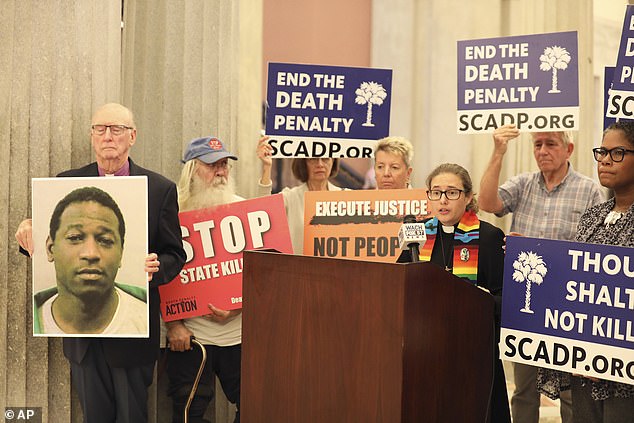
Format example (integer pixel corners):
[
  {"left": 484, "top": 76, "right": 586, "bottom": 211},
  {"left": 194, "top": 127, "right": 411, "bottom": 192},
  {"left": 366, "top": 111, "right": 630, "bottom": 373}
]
[
  {"left": 159, "top": 195, "right": 293, "bottom": 321},
  {"left": 303, "top": 189, "right": 429, "bottom": 262},
  {"left": 457, "top": 31, "right": 579, "bottom": 134},
  {"left": 500, "top": 236, "right": 634, "bottom": 385},
  {"left": 265, "top": 62, "right": 392, "bottom": 159}
]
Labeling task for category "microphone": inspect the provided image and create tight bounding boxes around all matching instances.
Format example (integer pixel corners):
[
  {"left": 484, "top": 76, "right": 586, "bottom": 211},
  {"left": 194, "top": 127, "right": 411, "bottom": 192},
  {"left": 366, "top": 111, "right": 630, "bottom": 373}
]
[{"left": 398, "top": 214, "right": 426, "bottom": 263}]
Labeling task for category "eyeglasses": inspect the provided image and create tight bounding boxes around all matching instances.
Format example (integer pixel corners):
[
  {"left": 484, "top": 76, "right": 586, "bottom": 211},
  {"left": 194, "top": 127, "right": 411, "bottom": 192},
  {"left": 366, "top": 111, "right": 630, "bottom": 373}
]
[
  {"left": 91, "top": 124, "right": 134, "bottom": 136},
  {"left": 426, "top": 189, "right": 464, "bottom": 201},
  {"left": 592, "top": 147, "right": 634, "bottom": 163}
]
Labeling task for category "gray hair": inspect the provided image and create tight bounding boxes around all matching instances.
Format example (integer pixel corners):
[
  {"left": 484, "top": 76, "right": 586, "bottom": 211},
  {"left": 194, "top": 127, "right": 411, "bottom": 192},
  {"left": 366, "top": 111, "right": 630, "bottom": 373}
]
[
  {"left": 531, "top": 131, "right": 573, "bottom": 146},
  {"left": 374, "top": 136, "right": 414, "bottom": 168}
]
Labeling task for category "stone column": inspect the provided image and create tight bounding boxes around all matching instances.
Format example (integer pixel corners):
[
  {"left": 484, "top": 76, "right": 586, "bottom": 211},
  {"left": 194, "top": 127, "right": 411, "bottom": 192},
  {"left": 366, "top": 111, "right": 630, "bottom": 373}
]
[
  {"left": 1, "top": 1, "right": 123, "bottom": 422},
  {"left": 121, "top": 0, "right": 263, "bottom": 198},
  {"left": 121, "top": 1, "right": 262, "bottom": 421}
]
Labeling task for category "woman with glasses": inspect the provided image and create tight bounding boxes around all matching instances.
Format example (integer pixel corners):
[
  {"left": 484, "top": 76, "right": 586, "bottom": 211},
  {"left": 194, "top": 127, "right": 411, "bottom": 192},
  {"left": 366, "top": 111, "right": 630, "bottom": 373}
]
[
  {"left": 568, "top": 121, "right": 634, "bottom": 422},
  {"left": 257, "top": 136, "right": 343, "bottom": 254},
  {"left": 398, "top": 163, "right": 511, "bottom": 423}
]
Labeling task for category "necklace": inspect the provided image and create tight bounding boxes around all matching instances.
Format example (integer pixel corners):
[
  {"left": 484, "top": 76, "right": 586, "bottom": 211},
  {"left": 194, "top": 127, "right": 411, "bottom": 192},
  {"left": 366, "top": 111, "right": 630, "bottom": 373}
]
[{"left": 438, "top": 228, "right": 452, "bottom": 272}]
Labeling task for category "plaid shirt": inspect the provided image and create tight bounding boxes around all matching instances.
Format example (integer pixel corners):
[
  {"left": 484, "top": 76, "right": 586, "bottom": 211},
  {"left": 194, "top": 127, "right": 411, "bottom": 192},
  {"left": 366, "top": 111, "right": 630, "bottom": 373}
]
[{"left": 496, "top": 163, "right": 603, "bottom": 241}]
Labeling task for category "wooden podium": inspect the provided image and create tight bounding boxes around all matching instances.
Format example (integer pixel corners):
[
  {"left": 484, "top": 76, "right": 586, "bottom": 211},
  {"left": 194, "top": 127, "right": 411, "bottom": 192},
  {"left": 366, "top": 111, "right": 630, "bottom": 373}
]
[{"left": 241, "top": 251, "right": 496, "bottom": 422}]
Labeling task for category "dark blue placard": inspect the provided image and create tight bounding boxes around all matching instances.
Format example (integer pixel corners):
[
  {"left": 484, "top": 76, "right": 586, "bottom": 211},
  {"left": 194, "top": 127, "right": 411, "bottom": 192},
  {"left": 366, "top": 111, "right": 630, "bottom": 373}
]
[
  {"left": 458, "top": 31, "right": 579, "bottom": 111},
  {"left": 607, "top": 6, "right": 634, "bottom": 120},
  {"left": 610, "top": 5, "right": 634, "bottom": 93},
  {"left": 604, "top": 66, "right": 617, "bottom": 130},
  {"left": 502, "top": 236, "right": 634, "bottom": 350},
  {"left": 265, "top": 63, "right": 392, "bottom": 141}
]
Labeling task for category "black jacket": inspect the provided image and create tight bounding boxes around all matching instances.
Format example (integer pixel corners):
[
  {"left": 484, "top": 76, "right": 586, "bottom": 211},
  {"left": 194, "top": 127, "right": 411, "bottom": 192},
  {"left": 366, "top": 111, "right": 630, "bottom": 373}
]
[
  {"left": 397, "top": 218, "right": 505, "bottom": 324},
  {"left": 57, "top": 159, "right": 186, "bottom": 367}
]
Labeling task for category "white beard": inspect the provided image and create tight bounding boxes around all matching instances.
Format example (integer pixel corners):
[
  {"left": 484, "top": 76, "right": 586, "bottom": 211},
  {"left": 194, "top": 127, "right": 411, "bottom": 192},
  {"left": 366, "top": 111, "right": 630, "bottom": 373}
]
[{"left": 183, "top": 174, "right": 236, "bottom": 211}]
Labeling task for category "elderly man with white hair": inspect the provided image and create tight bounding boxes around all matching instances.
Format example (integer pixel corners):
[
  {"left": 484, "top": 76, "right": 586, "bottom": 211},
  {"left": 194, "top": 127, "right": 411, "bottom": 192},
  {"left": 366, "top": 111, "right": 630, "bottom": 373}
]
[{"left": 163, "top": 136, "right": 243, "bottom": 423}]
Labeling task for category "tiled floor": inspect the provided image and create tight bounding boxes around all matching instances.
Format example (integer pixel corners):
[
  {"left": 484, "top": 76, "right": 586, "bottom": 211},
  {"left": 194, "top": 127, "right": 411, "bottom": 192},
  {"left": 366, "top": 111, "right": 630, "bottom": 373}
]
[{"left": 503, "top": 361, "right": 562, "bottom": 423}]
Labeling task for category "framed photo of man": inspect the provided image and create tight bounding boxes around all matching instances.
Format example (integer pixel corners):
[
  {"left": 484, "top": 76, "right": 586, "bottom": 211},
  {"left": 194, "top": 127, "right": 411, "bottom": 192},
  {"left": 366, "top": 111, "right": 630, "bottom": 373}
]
[{"left": 31, "top": 176, "right": 149, "bottom": 337}]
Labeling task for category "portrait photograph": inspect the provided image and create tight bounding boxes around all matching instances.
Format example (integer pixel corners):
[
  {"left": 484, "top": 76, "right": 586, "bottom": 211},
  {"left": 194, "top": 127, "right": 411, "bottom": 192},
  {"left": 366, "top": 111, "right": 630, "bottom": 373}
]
[{"left": 31, "top": 176, "right": 149, "bottom": 337}]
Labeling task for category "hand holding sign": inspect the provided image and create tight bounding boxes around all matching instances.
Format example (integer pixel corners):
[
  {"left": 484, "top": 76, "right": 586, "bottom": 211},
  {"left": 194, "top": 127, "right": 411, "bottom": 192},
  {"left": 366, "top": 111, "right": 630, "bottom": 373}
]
[
  {"left": 206, "top": 303, "right": 241, "bottom": 323},
  {"left": 160, "top": 195, "right": 292, "bottom": 321},
  {"left": 257, "top": 136, "right": 273, "bottom": 187},
  {"left": 15, "top": 218, "right": 34, "bottom": 256},
  {"left": 492, "top": 124, "right": 521, "bottom": 155},
  {"left": 257, "top": 136, "right": 273, "bottom": 167},
  {"left": 145, "top": 253, "right": 160, "bottom": 282}
]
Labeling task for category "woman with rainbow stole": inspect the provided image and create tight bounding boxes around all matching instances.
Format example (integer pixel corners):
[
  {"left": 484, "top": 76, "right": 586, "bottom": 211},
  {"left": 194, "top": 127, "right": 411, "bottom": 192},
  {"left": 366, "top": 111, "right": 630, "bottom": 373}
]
[{"left": 398, "top": 163, "right": 510, "bottom": 423}]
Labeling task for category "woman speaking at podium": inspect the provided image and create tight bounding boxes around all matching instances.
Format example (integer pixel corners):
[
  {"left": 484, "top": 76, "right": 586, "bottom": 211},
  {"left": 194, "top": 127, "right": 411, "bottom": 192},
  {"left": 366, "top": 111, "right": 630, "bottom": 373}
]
[{"left": 398, "top": 163, "right": 511, "bottom": 423}]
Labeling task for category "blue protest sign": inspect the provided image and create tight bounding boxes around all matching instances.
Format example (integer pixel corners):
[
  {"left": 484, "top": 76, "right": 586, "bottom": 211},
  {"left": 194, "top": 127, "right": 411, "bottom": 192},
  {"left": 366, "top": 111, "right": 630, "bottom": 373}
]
[
  {"left": 607, "top": 6, "right": 634, "bottom": 119},
  {"left": 457, "top": 31, "right": 579, "bottom": 134},
  {"left": 604, "top": 67, "right": 618, "bottom": 130},
  {"left": 501, "top": 236, "right": 634, "bottom": 385},
  {"left": 265, "top": 62, "right": 392, "bottom": 158}
]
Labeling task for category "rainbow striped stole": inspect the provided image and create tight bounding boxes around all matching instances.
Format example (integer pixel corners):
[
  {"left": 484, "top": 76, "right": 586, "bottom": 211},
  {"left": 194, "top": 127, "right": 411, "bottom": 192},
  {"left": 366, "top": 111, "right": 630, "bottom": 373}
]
[
  {"left": 418, "top": 220, "right": 437, "bottom": 263},
  {"left": 418, "top": 210, "right": 480, "bottom": 283}
]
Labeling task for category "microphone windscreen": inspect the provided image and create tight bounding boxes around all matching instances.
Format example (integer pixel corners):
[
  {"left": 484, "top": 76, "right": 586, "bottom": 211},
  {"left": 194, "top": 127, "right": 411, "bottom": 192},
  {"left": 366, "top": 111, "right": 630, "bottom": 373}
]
[{"left": 397, "top": 218, "right": 427, "bottom": 250}]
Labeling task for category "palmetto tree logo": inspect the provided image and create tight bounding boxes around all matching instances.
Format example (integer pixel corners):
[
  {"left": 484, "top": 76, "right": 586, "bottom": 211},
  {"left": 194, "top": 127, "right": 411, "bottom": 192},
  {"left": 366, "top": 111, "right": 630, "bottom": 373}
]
[
  {"left": 512, "top": 251, "right": 548, "bottom": 314},
  {"left": 355, "top": 81, "right": 388, "bottom": 127},
  {"left": 539, "top": 46, "right": 571, "bottom": 94}
]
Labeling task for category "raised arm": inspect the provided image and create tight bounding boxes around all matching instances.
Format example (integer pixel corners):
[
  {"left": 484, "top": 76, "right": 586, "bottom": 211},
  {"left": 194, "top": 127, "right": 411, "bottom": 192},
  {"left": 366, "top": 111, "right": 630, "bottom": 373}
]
[
  {"left": 257, "top": 135, "right": 273, "bottom": 186},
  {"left": 479, "top": 124, "right": 520, "bottom": 214}
]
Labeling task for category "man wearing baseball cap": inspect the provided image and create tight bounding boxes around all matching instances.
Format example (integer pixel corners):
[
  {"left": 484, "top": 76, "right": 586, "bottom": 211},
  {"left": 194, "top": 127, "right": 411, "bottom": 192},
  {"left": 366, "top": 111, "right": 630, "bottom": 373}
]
[
  {"left": 182, "top": 136, "right": 238, "bottom": 164},
  {"left": 163, "top": 136, "right": 242, "bottom": 423}
]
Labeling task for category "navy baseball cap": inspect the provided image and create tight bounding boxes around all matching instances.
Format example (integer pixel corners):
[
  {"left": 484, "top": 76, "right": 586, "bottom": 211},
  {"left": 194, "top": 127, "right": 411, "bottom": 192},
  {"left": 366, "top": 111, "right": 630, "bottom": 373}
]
[{"left": 182, "top": 136, "right": 238, "bottom": 164}]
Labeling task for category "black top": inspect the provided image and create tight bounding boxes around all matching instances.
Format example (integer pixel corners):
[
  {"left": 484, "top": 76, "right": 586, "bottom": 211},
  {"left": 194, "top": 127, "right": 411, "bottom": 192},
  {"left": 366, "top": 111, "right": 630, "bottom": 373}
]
[
  {"left": 399, "top": 217, "right": 512, "bottom": 423},
  {"left": 58, "top": 159, "right": 186, "bottom": 367},
  {"left": 397, "top": 218, "right": 505, "bottom": 324}
]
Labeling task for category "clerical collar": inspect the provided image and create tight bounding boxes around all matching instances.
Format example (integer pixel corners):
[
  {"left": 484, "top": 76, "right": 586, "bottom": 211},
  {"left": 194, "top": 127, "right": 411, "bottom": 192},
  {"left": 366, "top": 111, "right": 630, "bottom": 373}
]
[
  {"left": 98, "top": 161, "right": 130, "bottom": 177},
  {"left": 441, "top": 224, "right": 455, "bottom": 234}
]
